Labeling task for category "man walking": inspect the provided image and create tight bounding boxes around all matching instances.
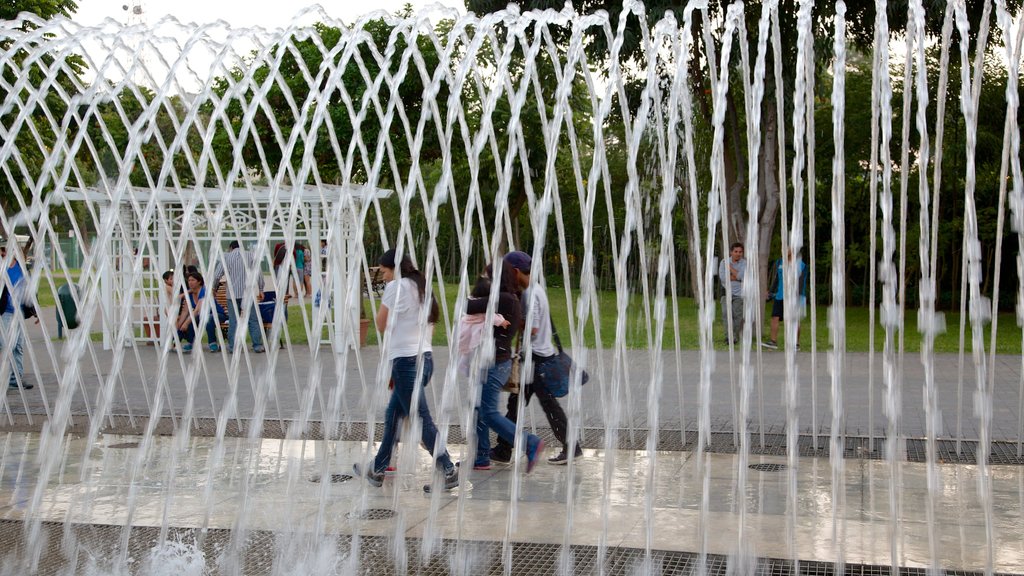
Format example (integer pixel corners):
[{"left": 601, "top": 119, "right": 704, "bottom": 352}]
[
  {"left": 1, "top": 242, "right": 33, "bottom": 390},
  {"left": 212, "top": 240, "right": 265, "bottom": 353},
  {"left": 492, "top": 250, "right": 582, "bottom": 465},
  {"left": 718, "top": 242, "right": 746, "bottom": 345},
  {"left": 762, "top": 248, "right": 807, "bottom": 351}
]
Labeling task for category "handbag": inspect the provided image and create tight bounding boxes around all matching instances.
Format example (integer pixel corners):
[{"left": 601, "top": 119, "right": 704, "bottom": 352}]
[
  {"left": 502, "top": 351, "right": 521, "bottom": 393},
  {"left": 538, "top": 319, "right": 588, "bottom": 398}
]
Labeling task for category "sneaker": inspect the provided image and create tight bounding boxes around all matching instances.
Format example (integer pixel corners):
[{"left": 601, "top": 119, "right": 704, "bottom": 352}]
[
  {"left": 761, "top": 340, "right": 778, "bottom": 350},
  {"left": 489, "top": 447, "right": 512, "bottom": 464},
  {"left": 424, "top": 467, "right": 460, "bottom": 493},
  {"left": 384, "top": 465, "right": 397, "bottom": 475},
  {"left": 8, "top": 382, "right": 33, "bottom": 391},
  {"left": 182, "top": 343, "right": 193, "bottom": 353},
  {"left": 526, "top": 437, "right": 545, "bottom": 474},
  {"left": 209, "top": 344, "right": 220, "bottom": 353},
  {"left": 352, "top": 463, "right": 383, "bottom": 487},
  {"left": 795, "top": 344, "right": 802, "bottom": 352},
  {"left": 456, "top": 461, "right": 492, "bottom": 471},
  {"left": 252, "top": 346, "right": 266, "bottom": 353},
  {"left": 548, "top": 446, "right": 584, "bottom": 465}
]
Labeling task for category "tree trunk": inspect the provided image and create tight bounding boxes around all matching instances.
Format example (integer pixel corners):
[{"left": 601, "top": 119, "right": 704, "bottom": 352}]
[
  {"left": 724, "top": 89, "right": 747, "bottom": 246},
  {"left": 757, "top": 104, "right": 781, "bottom": 292}
]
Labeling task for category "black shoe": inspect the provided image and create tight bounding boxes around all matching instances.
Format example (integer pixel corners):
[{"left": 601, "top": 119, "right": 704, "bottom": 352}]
[
  {"left": 8, "top": 382, "right": 32, "bottom": 390},
  {"left": 489, "top": 447, "right": 512, "bottom": 464},
  {"left": 548, "top": 446, "right": 584, "bottom": 465},
  {"left": 424, "top": 467, "right": 459, "bottom": 493},
  {"left": 353, "top": 463, "right": 383, "bottom": 487}
]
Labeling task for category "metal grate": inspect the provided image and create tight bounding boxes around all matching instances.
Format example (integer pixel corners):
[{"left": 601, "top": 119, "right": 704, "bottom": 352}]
[
  {"left": 309, "top": 473, "right": 353, "bottom": 484},
  {"left": 749, "top": 463, "right": 788, "bottom": 472},
  {"left": 0, "top": 520, "right": 1019, "bottom": 576},
  {"left": 346, "top": 508, "right": 396, "bottom": 520}
]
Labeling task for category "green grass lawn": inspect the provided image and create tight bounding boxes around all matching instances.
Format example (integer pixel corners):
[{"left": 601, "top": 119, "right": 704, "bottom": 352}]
[
  {"left": 68, "top": 281, "right": 1020, "bottom": 353},
  {"left": 287, "top": 285, "right": 1022, "bottom": 353}
]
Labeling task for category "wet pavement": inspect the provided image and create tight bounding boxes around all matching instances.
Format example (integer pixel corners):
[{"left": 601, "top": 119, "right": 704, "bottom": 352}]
[{"left": 1, "top": 431, "right": 1022, "bottom": 573}]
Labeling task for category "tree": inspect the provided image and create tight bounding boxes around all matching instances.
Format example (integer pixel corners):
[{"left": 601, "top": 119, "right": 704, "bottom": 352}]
[
  {"left": 467, "top": 0, "right": 1020, "bottom": 295},
  {"left": 0, "top": 0, "right": 82, "bottom": 215}
]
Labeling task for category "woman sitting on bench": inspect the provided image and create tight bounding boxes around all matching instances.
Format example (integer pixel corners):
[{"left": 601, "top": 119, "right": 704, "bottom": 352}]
[{"left": 176, "top": 272, "right": 226, "bottom": 353}]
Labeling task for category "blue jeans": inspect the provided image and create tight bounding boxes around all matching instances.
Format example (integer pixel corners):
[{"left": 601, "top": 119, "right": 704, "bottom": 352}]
[
  {"left": 475, "top": 360, "right": 538, "bottom": 466},
  {"left": 227, "top": 297, "right": 263, "bottom": 352},
  {"left": 373, "top": 353, "right": 454, "bottom": 474},
  {"left": 0, "top": 312, "right": 24, "bottom": 387}
]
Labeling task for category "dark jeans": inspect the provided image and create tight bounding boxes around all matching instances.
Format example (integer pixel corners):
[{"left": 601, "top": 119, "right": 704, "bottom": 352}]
[
  {"left": 177, "top": 316, "right": 218, "bottom": 345},
  {"left": 373, "top": 353, "right": 454, "bottom": 474},
  {"left": 496, "top": 354, "right": 571, "bottom": 454}
]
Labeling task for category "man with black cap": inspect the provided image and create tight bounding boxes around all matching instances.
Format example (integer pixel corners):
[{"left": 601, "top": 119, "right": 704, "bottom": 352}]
[
  {"left": 494, "top": 250, "right": 582, "bottom": 465},
  {"left": 212, "top": 240, "right": 265, "bottom": 353}
]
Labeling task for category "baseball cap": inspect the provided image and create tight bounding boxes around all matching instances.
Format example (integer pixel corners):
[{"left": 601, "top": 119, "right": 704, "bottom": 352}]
[{"left": 504, "top": 251, "right": 531, "bottom": 274}]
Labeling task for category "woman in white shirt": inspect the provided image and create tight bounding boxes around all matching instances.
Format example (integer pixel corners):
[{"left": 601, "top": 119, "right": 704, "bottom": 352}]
[{"left": 354, "top": 249, "right": 458, "bottom": 492}]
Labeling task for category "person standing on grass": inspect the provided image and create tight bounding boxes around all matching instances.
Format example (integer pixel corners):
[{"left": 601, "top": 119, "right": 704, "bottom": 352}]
[
  {"left": 353, "top": 249, "right": 459, "bottom": 493},
  {"left": 718, "top": 242, "right": 746, "bottom": 345},
  {"left": 491, "top": 251, "right": 581, "bottom": 466},
  {"left": 212, "top": 240, "right": 265, "bottom": 354},
  {"left": 762, "top": 248, "right": 807, "bottom": 351},
  {"left": 294, "top": 244, "right": 306, "bottom": 299},
  {"left": 465, "top": 259, "right": 545, "bottom": 472}
]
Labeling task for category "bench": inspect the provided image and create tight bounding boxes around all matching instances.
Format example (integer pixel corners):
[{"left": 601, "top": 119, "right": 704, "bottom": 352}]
[
  {"left": 214, "top": 285, "right": 290, "bottom": 340},
  {"left": 366, "top": 266, "right": 387, "bottom": 297}
]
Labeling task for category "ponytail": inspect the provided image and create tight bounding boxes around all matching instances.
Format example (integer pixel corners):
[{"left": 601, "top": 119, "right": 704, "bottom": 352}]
[{"left": 397, "top": 256, "right": 439, "bottom": 324}]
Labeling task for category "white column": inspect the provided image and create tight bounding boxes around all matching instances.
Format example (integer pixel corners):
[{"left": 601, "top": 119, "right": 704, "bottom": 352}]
[
  {"left": 331, "top": 198, "right": 350, "bottom": 354},
  {"left": 100, "top": 201, "right": 114, "bottom": 350},
  {"left": 157, "top": 201, "right": 170, "bottom": 348}
]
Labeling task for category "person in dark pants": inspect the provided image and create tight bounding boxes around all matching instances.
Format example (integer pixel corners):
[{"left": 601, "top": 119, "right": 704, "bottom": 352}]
[
  {"left": 762, "top": 248, "right": 807, "bottom": 351},
  {"left": 353, "top": 249, "right": 458, "bottom": 492},
  {"left": 491, "top": 251, "right": 581, "bottom": 466}
]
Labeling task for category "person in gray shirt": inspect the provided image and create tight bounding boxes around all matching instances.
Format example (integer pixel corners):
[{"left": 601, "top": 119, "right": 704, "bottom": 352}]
[{"left": 718, "top": 242, "right": 746, "bottom": 345}]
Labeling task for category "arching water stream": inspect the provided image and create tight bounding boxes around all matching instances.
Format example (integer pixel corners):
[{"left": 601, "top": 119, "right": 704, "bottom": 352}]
[{"left": 1, "top": 2, "right": 1023, "bottom": 574}]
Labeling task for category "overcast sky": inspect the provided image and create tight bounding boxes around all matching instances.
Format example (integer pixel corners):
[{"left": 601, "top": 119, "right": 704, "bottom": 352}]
[{"left": 72, "top": 0, "right": 466, "bottom": 29}]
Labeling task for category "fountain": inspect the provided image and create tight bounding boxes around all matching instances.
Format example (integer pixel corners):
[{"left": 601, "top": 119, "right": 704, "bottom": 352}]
[{"left": 0, "top": 1, "right": 1022, "bottom": 574}]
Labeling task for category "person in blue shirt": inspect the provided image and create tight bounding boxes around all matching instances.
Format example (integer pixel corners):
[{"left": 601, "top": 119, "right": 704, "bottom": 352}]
[
  {"left": 1, "top": 243, "right": 34, "bottom": 390},
  {"left": 175, "top": 272, "right": 224, "bottom": 353},
  {"left": 762, "top": 249, "right": 807, "bottom": 351}
]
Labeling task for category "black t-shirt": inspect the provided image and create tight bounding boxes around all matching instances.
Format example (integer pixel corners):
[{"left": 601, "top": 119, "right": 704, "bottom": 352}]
[{"left": 466, "top": 291, "right": 521, "bottom": 362}]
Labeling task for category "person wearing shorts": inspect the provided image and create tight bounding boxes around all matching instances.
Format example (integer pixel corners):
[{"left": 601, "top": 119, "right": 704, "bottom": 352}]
[{"left": 762, "top": 249, "right": 806, "bottom": 350}]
